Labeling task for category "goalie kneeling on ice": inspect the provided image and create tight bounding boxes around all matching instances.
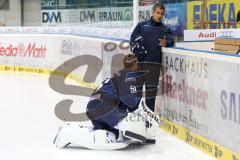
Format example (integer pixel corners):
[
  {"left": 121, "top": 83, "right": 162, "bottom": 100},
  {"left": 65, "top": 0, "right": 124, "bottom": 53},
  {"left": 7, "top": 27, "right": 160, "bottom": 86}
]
[{"left": 53, "top": 101, "right": 157, "bottom": 150}]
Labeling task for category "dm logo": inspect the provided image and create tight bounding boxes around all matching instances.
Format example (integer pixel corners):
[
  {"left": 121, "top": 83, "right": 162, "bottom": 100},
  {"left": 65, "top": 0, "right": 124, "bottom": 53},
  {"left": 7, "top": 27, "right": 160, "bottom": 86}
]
[{"left": 42, "top": 11, "right": 62, "bottom": 23}]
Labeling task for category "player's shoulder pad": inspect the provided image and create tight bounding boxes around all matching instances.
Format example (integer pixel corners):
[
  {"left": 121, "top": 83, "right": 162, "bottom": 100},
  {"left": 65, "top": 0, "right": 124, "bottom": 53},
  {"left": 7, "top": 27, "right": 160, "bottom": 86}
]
[{"left": 125, "top": 71, "right": 136, "bottom": 82}]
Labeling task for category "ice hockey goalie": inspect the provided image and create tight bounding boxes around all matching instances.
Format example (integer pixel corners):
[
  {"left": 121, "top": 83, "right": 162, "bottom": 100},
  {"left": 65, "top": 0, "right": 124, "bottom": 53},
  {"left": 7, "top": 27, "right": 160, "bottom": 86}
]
[{"left": 53, "top": 54, "right": 159, "bottom": 150}]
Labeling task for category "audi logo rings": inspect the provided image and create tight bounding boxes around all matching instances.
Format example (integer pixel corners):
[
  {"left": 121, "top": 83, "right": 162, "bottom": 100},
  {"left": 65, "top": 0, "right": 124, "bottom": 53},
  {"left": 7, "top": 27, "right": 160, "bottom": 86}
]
[{"left": 218, "top": 31, "right": 235, "bottom": 38}]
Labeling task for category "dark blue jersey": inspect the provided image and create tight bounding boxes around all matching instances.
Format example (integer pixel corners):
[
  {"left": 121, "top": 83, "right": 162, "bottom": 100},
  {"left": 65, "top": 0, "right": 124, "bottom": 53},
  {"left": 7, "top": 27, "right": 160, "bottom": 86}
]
[{"left": 86, "top": 69, "right": 141, "bottom": 129}]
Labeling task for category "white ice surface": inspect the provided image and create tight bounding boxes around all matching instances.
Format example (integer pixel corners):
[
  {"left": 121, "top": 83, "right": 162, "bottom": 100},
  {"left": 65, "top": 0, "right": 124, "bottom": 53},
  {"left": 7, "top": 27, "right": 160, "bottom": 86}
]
[{"left": 0, "top": 72, "right": 215, "bottom": 160}]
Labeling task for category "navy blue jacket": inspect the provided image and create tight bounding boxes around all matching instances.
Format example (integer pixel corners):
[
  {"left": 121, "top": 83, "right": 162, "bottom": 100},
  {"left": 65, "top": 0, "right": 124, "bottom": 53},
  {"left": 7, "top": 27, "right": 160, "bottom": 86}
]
[
  {"left": 130, "top": 17, "right": 175, "bottom": 63},
  {"left": 86, "top": 69, "right": 141, "bottom": 128}
]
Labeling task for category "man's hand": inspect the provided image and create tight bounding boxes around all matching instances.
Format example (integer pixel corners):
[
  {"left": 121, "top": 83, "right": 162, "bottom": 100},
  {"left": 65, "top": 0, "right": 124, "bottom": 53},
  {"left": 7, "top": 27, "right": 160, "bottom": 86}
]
[{"left": 159, "top": 39, "right": 167, "bottom": 47}]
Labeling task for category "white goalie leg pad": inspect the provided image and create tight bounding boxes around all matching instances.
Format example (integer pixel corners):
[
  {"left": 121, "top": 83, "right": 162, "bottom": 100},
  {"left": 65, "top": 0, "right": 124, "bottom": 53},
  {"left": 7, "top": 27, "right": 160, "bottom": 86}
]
[
  {"left": 115, "top": 112, "right": 148, "bottom": 142},
  {"left": 53, "top": 123, "right": 131, "bottom": 150},
  {"left": 135, "top": 100, "right": 160, "bottom": 140},
  {"left": 114, "top": 100, "right": 158, "bottom": 142}
]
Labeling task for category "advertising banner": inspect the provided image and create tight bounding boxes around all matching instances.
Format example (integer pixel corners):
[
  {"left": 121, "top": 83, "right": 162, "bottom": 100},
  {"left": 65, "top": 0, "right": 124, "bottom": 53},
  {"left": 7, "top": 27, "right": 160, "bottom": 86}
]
[
  {"left": 187, "top": 0, "right": 240, "bottom": 29},
  {"left": 159, "top": 48, "right": 240, "bottom": 153},
  {"left": 184, "top": 29, "right": 240, "bottom": 41},
  {"left": 0, "top": 35, "right": 57, "bottom": 69},
  {"left": 41, "top": 7, "right": 133, "bottom": 28},
  {"left": 164, "top": 3, "right": 187, "bottom": 36}
]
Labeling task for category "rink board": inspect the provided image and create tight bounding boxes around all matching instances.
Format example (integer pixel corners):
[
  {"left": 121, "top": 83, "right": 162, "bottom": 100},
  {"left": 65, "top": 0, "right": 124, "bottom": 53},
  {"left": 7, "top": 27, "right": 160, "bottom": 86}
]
[
  {"left": 161, "top": 119, "right": 240, "bottom": 160},
  {"left": 158, "top": 47, "right": 240, "bottom": 155}
]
